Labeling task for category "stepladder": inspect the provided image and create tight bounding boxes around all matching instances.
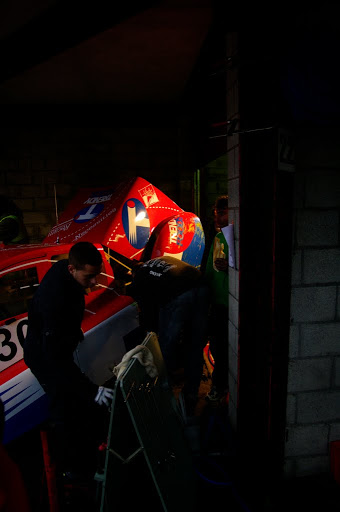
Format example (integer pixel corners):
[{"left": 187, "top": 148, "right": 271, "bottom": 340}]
[{"left": 99, "top": 332, "right": 197, "bottom": 512}]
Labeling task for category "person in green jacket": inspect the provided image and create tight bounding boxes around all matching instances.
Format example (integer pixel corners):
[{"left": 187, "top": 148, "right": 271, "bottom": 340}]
[
  {"left": 204, "top": 195, "right": 229, "bottom": 402},
  {"left": 0, "top": 195, "right": 29, "bottom": 244}
]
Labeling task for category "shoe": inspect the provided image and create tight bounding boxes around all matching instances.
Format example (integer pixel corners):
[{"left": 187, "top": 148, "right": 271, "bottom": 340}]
[{"left": 205, "top": 385, "right": 227, "bottom": 402}]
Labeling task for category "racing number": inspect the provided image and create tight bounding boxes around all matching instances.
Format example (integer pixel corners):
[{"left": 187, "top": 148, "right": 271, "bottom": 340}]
[
  {"left": 0, "top": 319, "right": 28, "bottom": 362},
  {"left": 17, "top": 319, "right": 28, "bottom": 348},
  {"left": 0, "top": 328, "right": 16, "bottom": 362}
]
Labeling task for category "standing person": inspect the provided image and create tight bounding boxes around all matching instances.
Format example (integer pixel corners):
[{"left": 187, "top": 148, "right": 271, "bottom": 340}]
[
  {"left": 200, "top": 205, "right": 220, "bottom": 274},
  {"left": 23, "top": 242, "right": 113, "bottom": 489},
  {"left": 0, "top": 195, "right": 29, "bottom": 244},
  {"left": 0, "top": 398, "right": 31, "bottom": 511},
  {"left": 126, "top": 255, "right": 210, "bottom": 416},
  {"left": 204, "top": 195, "right": 229, "bottom": 402}
]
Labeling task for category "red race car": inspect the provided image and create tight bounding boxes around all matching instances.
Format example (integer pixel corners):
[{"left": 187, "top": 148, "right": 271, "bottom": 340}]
[{"left": 0, "top": 176, "right": 205, "bottom": 444}]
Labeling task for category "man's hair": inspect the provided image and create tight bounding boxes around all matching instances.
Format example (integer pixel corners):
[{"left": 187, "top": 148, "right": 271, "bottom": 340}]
[
  {"left": 215, "top": 195, "right": 228, "bottom": 210},
  {"left": 69, "top": 242, "right": 102, "bottom": 269}
]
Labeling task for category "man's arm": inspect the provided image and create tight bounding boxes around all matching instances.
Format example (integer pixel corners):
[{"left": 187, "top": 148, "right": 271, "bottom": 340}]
[{"left": 214, "top": 258, "right": 229, "bottom": 272}]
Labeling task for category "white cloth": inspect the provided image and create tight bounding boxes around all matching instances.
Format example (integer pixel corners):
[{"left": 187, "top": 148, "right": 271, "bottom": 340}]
[{"left": 113, "top": 344, "right": 158, "bottom": 379}]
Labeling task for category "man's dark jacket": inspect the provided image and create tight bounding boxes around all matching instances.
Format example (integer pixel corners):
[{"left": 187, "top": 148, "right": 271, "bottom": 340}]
[
  {"left": 24, "top": 259, "right": 98, "bottom": 421},
  {"left": 128, "top": 255, "right": 202, "bottom": 333}
]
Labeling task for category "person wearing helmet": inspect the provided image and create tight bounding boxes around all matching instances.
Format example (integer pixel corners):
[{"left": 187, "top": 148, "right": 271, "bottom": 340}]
[
  {"left": 0, "top": 195, "right": 29, "bottom": 245},
  {"left": 204, "top": 195, "right": 229, "bottom": 403}
]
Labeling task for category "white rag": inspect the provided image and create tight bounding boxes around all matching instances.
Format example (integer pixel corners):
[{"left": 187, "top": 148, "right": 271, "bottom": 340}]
[{"left": 112, "top": 345, "right": 158, "bottom": 380}]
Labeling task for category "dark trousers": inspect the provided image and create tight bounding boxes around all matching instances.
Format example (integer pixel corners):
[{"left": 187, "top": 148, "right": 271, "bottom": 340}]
[
  {"left": 208, "top": 303, "right": 229, "bottom": 391},
  {"left": 158, "top": 283, "right": 210, "bottom": 398},
  {"left": 27, "top": 364, "right": 109, "bottom": 477}
]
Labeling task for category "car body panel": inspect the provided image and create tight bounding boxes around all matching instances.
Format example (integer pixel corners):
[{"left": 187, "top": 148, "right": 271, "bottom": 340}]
[{"left": 0, "top": 177, "right": 205, "bottom": 444}]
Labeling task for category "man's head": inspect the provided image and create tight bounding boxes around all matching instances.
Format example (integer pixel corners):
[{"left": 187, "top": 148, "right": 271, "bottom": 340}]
[
  {"left": 214, "top": 195, "right": 229, "bottom": 229},
  {"left": 68, "top": 241, "right": 103, "bottom": 289}
]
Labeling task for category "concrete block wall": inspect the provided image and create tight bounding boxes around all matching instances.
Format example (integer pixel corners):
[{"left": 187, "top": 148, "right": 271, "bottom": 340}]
[
  {"left": 226, "top": 32, "right": 240, "bottom": 432},
  {"left": 284, "top": 133, "right": 340, "bottom": 477},
  {"left": 0, "top": 113, "right": 195, "bottom": 243}
]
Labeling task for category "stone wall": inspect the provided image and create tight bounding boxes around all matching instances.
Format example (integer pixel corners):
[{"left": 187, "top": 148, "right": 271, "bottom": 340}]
[
  {"left": 0, "top": 110, "right": 198, "bottom": 243},
  {"left": 225, "top": 31, "right": 240, "bottom": 431},
  {"left": 284, "top": 131, "right": 340, "bottom": 477}
]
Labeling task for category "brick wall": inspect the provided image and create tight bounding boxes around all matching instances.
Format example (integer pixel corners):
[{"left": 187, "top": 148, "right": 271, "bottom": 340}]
[
  {"left": 0, "top": 110, "right": 198, "bottom": 243},
  {"left": 284, "top": 131, "right": 340, "bottom": 477},
  {"left": 226, "top": 32, "right": 240, "bottom": 432},
  {"left": 226, "top": 29, "right": 340, "bottom": 479}
]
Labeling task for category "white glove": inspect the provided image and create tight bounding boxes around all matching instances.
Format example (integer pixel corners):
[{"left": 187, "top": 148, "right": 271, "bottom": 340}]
[{"left": 95, "top": 386, "right": 114, "bottom": 407}]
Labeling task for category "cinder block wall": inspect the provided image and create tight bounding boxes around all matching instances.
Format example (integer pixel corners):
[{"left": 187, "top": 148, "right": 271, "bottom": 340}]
[
  {"left": 284, "top": 132, "right": 340, "bottom": 477},
  {"left": 226, "top": 28, "right": 340, "bottom": 478},
  {"left": 226, "top": 32, "right": 240, "bottom": 431},
  {"left": 0, "top": 111, "right": 197, "bottom": 243}
]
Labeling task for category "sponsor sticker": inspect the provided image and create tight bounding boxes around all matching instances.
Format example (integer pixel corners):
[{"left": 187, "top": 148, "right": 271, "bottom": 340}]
[{"left": 122, "top": 198, "right": 150, "bottom": 249}]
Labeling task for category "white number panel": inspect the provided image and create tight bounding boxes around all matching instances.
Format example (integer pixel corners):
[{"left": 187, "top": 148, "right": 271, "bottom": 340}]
[{"left": 0, "top": 318, "right": 28, "bottom": 372}]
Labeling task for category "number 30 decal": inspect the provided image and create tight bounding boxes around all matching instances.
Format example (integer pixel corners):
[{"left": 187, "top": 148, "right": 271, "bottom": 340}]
[
  {"left": 17, "top": 319, "right": 28, "bottom": 348},
  {"left": 0, "top": 328, "right": 16, "bottom": 362},
  {"left": 0, "top": 319, "right": 28, "bottom": 367}
]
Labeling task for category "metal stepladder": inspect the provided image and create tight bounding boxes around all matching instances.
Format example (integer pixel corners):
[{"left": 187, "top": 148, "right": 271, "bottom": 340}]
[{"left": 98, "top": 332, "right": 197, "bottom": 512}]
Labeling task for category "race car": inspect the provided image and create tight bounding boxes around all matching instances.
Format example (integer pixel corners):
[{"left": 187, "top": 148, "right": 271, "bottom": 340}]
[{"left": 0, "top": 176, "right": 205, "bottom": 444}]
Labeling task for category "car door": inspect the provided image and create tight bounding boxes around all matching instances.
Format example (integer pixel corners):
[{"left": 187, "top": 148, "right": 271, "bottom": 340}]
[{"left": 0, "top": 265, "right": 39, "bottom": 371}]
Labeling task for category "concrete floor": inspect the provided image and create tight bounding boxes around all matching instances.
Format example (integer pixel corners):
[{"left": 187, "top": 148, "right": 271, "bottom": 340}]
[
  {"left": 121, "top": 355, "right": 340, "bottom": 512},
  {"left": 175, "top": 361, "right": 340, "bottom": 512},
  {"left": 5, "top": 360, "right": 340, "bottom": 512}
]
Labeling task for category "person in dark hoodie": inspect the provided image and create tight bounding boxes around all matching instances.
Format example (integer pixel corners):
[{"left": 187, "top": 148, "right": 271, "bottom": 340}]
[
  {"left": 126, "top": 255, "right": 210, "bottom": 416},
  {"left": 23, "top": 242, "right": 113, "bottom": 490}
]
